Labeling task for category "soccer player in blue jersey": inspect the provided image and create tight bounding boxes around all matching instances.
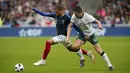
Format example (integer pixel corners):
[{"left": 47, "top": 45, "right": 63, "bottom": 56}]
[{"left": 29, "top": 5, "right": 94, "bottom": 67}]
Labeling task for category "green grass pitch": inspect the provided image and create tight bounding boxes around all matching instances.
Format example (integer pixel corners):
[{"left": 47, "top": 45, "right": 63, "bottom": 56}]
[{"left": 0, "top": 37, "right": 130, "bottom": 73}]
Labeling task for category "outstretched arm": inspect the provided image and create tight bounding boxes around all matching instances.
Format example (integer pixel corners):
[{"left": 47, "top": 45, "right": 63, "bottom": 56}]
[
  {"left": 32, "top": 8, "right": 55, "bottom": 18},
  {"left": 66, "top": 22, "right": 73, "bottom": 42},
  {"left": 95, "top": 20, "right": 103, "bottom": 30}
]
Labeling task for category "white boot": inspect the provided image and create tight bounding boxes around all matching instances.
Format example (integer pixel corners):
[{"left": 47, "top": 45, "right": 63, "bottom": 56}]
[
  {"left": 87, "top": 51, "right": 95, "bottom": 63},
  {"left": 33, "top": 59, "right": 46, "bottom": 66}
]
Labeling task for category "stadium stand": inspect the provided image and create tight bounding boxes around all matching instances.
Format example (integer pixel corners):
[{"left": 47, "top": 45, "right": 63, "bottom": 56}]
[{"left": 0, "top": 0, "right": 130, "bottom": 27}]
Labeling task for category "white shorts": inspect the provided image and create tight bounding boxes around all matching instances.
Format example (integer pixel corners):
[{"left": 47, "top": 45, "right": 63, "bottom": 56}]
[{"left": 52, "top": 35, "right": 72, "bottom": 47}]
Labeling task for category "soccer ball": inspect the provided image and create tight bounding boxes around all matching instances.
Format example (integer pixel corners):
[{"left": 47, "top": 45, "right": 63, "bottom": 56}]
[{"left": 15, "top": 63, "right": 24, "bottom": 72}]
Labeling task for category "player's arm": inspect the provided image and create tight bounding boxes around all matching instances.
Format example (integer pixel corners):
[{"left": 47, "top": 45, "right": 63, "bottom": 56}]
[
  {"left": 67, "top": 23, "right": 85, "bottom": 41},
  {"left": 95, "top": 20, "right": 103, "bottom": 30},
  {"left": 30, "top": 7, "right": 55, "bottom": 18},
  {"left": 87, "top": 14, "right": 103, "bottom": 30},
  {"left": 66, "top": 22, "right": 73, "bottom": 42}
]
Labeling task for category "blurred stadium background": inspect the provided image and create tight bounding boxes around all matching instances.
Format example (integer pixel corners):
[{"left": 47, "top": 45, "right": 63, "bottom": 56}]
[
  {"left": 0, "top": 0, "right": 130, "bottom": 73},
  {"left": 0, "top": 0, "right": 130, "bottom": 28},
  {"left": 0, "top": 0, "right": 130, "bottom": 36}
]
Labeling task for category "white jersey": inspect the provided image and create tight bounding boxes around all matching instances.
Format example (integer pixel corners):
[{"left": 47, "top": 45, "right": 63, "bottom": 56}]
[{"left": 71, "top": 13, "right": 97, "bottom": 36}]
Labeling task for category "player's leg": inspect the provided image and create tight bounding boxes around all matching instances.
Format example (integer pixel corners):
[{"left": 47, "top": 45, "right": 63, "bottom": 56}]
[
  {"left": 33, "top": 37, "right": 57, "bottom": 66},
  {"left": 64, "top": 39, "right": 85, "bottom": 67},
  {"left": 65, "top": 37, "right": 86, "bottom": 60},
  {"left": 65, "top": 37, "right": 94, "bottom": 67},
  {"left": 74, "top": 36, "right": 95, "bottom": 64},
  {"left": 74, "top": 39, "right": 85, "bottom": 59},
  {"left": 66, "top": 36, "right": 85, "bottom": 52},
  {"left": 88, "top": 34, "right": 114, "bottom": 70},
  {"left": 93, "top": 43, "right": 114, "bottom": 70},
  {"left": 51, "top": 35, "right": 88, "bottom": 67},
  {"left": 42, "top": 39, "right": 55, "bottom": 60},
  {"left": 73, "top": 39, "right": 86, "bottom": 67}
]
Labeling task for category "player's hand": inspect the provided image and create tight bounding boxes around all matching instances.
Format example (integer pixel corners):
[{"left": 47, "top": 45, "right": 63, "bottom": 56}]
[
  {"left": 98, "top": 27, "right": 103, "bottom": 30},
  {"left": 96, "top": 28, "right": 104, "bottom": 34},
  {"left": 25, "top": 4, "right": 33, "bottom": 10},
  {"left": 66, "top": 38, "right": 70, "bottom": 43},
  {"left": 28, "top": 6, "right": 33, "bottom": 10},
  {"left": 94, "top": 28, "right": 104, "bottom": 36},
  {"left": 98, "top": 28, "right": 104, "bottom": 32}
]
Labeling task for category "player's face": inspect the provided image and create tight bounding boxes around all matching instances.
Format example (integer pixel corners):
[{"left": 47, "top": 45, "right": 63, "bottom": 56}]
[
  {"left": 55, "top": 9, "right": 64, "bottom": 16},
  {"left": 74, "top": 11, "right": 83, "bottom": 18}
]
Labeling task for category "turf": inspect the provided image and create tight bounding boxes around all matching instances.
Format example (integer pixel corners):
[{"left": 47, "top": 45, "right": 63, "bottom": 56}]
[{"left": 0, "top": 37, "right": 130, "bottom": 73}]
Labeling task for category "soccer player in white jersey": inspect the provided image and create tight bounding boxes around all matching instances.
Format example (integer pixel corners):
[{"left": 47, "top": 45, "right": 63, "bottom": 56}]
[{"left": 66, "top": 6, "right": 114, "bottom": 70}]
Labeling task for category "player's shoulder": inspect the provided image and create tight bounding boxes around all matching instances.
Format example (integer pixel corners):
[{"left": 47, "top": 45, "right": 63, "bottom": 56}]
[
  {"left": 64, "top": 14, "right": 71, "bottom": 21},
  {"left": 84, "top": 12, "right": 95, "bottom": 19},
  {"left": 65, "top": 14, "right": 71, "bottom": 18},
  {"left": 84, "top": 12, "right": 92, "bottom": 17},
  {"left": 51, "top": 12, "right": 56, "bottom": 16}
]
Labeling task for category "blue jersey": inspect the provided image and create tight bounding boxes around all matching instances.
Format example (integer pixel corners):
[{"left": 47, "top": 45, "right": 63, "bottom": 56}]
[{"left": 32, "top": 8, "right": 85, "bottom": 37}]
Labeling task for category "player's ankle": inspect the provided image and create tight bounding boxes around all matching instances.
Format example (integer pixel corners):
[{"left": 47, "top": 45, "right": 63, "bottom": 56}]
[{"left": 100, "top": 51, "right": 105, "bottom": 56}]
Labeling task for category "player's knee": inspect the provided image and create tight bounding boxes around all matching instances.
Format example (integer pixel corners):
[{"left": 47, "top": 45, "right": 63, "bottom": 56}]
[
  {"left": 73, "top": 44, "right": 80, "bottom": 49},
  {"left": 46, "top": 40, "right": 52, "bottom": 45},
  {"left": 66, "top": 46, "right": 79, "bottom": 52},
  {"left": 46, "top": 40, "right": 54, "bottom": 45},
  {"left": 94, "top": 45, "right": 102, "bottom": 54},
  {"left": 96, "top": 48, "right": 101, "bottom": 54},
  {"left": 72, "top": 45, "right": 80, "bottom": 52}
]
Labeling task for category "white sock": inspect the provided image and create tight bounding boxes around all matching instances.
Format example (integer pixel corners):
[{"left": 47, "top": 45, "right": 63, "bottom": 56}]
[
  {"left": 102, "top": 53, "right": 112, "bottom": 67},
  {"left": 77, "top": 49, "right": 84, "bottom": 60}
]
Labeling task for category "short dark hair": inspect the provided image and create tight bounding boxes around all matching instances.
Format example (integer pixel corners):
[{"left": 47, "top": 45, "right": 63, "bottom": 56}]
[
  {"left": 55, "top": 5, "right": 65, "bottom": 10},
  {"left": 73, "top": 6, "right": 82, "bottom": 13}
]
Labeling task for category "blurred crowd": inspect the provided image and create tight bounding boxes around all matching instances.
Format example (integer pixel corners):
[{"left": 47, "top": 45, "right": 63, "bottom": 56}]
[
  {"left": 96, "top": 0, "right": 130, "bottom": 27},
  {"left": 0, "top": 0, "right": 79, "bottom": 27},
  {"left": 0, "top": 0, "right": 130, "bottom": 28}
]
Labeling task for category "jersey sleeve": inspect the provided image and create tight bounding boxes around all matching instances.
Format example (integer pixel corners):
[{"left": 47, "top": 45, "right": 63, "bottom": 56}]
[
  {"left": 73, "top": 24, "right": 85, "bottom": 38},
  {"left": 87, "top": 14, "right": 97, "bottom": 22},
  {"left": 32, "top": 8, "right": 55, "bottom": 18}
]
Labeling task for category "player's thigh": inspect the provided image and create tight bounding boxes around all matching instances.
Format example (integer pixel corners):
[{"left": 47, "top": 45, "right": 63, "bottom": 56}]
[
  {"left": 88, "top": 34, "right": 98, "bottom": 45},
  {"left": 47, "top": 39, "right": 55, "bottom": 45},
  {"left": 52, "top": 35, "right": 73, "bottom": 48},
  {"left": 74, "top": 35, "right": 86, "bottom": 47},
  {"left": 88, "top": 34, "right": 103, "bottom": 53},
  {"left": 52, "top": 35, "right": 66, "bottom": 44},
  {"left": 93, "top": 43, "right": 103, "bottom": 54}
]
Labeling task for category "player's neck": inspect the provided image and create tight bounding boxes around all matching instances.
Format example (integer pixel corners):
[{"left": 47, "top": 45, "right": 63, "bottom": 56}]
[
  {"left": 81, "top": 13, "right": 84, "bottom": 18},
  {"left": 57, "top": 13, "right": 65, "bottom": 17},
  {"left": 77, "top": 13, "right": 84, "bottom": 19}
]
